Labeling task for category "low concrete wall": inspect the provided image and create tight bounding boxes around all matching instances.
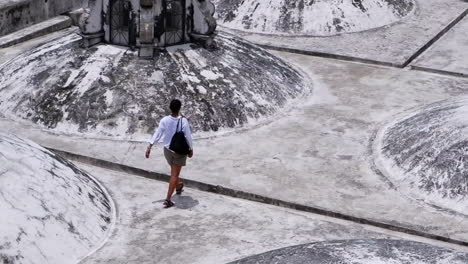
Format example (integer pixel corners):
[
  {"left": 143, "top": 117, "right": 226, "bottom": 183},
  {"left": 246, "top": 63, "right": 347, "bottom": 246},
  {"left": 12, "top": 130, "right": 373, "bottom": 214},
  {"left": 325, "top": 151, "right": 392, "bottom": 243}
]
[{"left": 0, "top": 0, "right": 84, "bottom": 37}]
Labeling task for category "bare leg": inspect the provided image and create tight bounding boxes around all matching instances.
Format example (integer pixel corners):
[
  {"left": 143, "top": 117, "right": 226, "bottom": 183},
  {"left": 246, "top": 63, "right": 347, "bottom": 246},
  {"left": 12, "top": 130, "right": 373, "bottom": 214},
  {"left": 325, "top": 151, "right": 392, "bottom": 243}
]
[
  {"left": 176, "top": 164, "right": 184, "bottom": 189},
  {"left": 166, "top": 165, "right": 182, "bottom": 201}
]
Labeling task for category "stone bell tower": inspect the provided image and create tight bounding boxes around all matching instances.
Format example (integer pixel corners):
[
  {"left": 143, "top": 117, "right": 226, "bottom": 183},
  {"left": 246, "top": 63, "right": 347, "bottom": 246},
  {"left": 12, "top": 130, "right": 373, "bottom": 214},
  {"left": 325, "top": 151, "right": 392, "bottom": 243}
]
[{"left": 79, "top": 0, "right": 216, "bottom": 57}]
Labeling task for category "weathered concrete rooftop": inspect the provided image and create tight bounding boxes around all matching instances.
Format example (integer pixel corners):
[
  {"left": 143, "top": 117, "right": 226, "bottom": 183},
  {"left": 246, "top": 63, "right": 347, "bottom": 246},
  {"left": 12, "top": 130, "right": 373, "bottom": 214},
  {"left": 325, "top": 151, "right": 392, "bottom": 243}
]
[{"left": 2, "top": 0, "right": 468, "bottom": 262}]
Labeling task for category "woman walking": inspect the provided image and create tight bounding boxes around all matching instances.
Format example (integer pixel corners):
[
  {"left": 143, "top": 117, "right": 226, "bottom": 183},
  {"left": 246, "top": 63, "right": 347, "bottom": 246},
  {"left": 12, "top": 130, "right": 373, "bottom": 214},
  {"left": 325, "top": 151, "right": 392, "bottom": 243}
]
[{"left": 145, "top": 99, "right": 193, "bottom": 208}]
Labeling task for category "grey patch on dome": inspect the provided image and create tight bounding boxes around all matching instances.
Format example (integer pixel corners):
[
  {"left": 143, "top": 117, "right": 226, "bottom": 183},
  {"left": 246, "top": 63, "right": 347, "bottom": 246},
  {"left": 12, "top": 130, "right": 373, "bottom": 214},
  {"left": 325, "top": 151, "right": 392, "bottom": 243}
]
[
  {"left": 0, "top": 31, "right": 310, "bottom": 138},
  {"left": 229, "top": 239, "right": 468, "bottom": 263},
  {"left": 375, "top": 97, "right": 468, "bottom": 215},
  {"left": 0, "top": 133, "right": 114, "bottom": 263},
  {"left": 212, "top": 0, "right": 415, "bottom": 36},
  {"left": 386, "top": 0, "right": 416, "bottom": 16}
]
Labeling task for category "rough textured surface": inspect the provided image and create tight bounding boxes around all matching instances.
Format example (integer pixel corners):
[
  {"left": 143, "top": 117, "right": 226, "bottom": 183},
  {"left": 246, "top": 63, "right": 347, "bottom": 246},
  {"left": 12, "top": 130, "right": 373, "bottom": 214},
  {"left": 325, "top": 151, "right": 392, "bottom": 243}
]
[
  {"left": 0, "top": 0, "right": 83, "bottom": 37},
  {"left": 0, "top": 15, "right": 72, "bottom": 48},
  {"left": 0, "top": 31, "right": 310, "bottom": 139},
  {"left": 11, "top": 51, "right": 468, "bottom": 244},
  {"left": 4, "top": 14, "right": 468, "bottom": 263},
  {"left": 213, "top": 0, "right": 414, "bottom": 36},
  {"left": 76, "top": 163, "right": 418, "bottom": 264},
  {"left": 0, "top": 27, "right": 78, "bottom": 68},
  {"left": 221, "top": 0, "right": 468, "bottom": 66},
  {"left": 0, "top": 133, "right": 114, "bottom": 264},
  {"left": 375, "top": 96, "right": 468, "bottom": 215},
  {"left": 230, "top": 239, "right": 468, "bottom": 263},
  {"left": 413, "top": 15, "right": 468, "bottom": 76}
]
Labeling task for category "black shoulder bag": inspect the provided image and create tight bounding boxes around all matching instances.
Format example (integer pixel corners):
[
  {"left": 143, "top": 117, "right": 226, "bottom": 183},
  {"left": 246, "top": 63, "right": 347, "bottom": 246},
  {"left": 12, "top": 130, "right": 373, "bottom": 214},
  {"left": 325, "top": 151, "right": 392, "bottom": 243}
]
[{"left": 169, "top": 117, "right": 191, "bottom": 155}]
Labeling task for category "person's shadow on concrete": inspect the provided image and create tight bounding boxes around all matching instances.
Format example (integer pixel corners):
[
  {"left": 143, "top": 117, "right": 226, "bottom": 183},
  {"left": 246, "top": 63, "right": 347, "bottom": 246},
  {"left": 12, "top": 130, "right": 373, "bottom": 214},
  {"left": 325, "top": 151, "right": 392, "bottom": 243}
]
[
  {"left": 172, "top": 195, "right": 199, "bottom": 209},
  {"left": 153, "top": 195, "right": 199, "bottom": 209}
]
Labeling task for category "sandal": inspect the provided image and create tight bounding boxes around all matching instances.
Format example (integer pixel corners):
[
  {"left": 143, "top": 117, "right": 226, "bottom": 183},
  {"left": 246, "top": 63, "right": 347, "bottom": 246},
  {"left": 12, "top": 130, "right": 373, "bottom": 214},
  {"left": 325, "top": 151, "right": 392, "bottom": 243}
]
[
  {"left": 163, "top": 200, "right": 175, "bottom": 208},
  {"left": 176, "top": 182, "right": 184, "bottom": 195}
]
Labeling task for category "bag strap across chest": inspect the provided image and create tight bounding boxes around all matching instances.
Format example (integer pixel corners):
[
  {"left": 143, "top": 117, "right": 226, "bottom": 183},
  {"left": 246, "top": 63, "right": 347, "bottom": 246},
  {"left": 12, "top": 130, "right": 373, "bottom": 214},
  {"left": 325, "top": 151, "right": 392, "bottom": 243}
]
[{"left": 176, "top": 116, "right": 184, "bottom": 132}]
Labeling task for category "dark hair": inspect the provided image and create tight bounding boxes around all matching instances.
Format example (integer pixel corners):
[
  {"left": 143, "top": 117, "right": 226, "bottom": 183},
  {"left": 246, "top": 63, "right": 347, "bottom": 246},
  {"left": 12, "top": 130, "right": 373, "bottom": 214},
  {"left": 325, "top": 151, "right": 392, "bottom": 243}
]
[{"left": 169, "top": 99, "right": 182, "bottom": 114}]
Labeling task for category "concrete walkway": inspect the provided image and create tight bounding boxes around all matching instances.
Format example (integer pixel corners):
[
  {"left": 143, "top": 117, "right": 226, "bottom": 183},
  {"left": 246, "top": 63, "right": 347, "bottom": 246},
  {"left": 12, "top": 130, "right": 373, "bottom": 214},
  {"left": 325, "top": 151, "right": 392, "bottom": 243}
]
[
  {"left": 75, "top": 163, "right": 467, "bottom": 264},
  {"left": 413, "top": 13, "right": 468, "bottom": 77},
  {"left": 0, "top": 27, "right": 78, "bottom": 66},
  {"left": 0, "top": 16, "right": 72, "bottom": 48}
]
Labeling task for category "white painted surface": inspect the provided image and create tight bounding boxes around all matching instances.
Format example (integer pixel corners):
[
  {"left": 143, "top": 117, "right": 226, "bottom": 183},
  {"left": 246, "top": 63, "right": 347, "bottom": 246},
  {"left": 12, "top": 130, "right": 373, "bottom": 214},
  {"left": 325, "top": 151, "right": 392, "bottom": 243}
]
[
  {"left": 213, "top": 0, "right": 414, "bottom": 36},
  {"left": 2, "top": 52, "right": 468, "bottom": 245},
  {"left": 413, "top": 15, "right": 468, "bottom": 75},
  {"left": 76, "top": 163, "right": 468, "bottom": 264},
  {"left": 218, "top": 0, "right": 468, "bottom": 66},
  {"left": 0, "top": 134, "right": 115, "bottom": 264},
  {"left": 374, "top": 96, "right": 468, "bottom": 216}
]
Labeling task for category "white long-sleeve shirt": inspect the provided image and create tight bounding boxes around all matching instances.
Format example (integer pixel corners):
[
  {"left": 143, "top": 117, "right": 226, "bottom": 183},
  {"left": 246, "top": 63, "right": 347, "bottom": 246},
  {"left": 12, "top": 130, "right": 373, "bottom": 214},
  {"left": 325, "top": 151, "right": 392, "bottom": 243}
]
[{"left": 149, "top": 116, "right": 193, "bottom": 149}]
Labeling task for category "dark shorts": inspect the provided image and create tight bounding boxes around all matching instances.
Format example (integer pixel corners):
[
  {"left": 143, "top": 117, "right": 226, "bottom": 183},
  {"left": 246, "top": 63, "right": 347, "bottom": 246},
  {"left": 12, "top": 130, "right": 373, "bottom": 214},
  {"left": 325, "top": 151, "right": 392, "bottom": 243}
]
[{"left": 163, "top": 147, "right": 187, "bottom": 166}]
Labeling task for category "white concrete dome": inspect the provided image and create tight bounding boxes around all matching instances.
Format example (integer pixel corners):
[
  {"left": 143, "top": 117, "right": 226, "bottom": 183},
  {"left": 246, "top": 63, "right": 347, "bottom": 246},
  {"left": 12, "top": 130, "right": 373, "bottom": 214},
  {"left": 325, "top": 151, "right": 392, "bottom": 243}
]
[
  {"left": 213, "top": 0, "right": 415, "bottom": 36},
  {"left": 375, "top": 96, "right": 468, "bottom": 215},
  {"left": 0, "top": 133, "right": 115, "bottom": 263},
  {"left": 0, "top": 32, "right": 311, "bottom": 139},
  {"left": 230, "top": 239, "right": 468, "bottom": 263}
]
